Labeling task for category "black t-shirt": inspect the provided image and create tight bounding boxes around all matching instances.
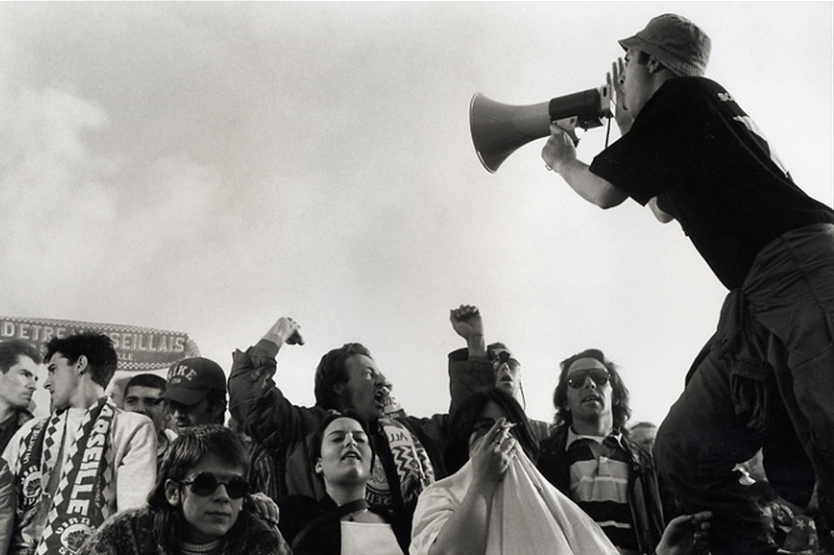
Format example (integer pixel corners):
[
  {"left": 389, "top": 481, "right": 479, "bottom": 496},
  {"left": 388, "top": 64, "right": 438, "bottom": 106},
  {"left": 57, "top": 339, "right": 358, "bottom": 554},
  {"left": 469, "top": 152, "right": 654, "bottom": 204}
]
[{"left": 590, "top": 77, "right": 834, "bottom": 289}]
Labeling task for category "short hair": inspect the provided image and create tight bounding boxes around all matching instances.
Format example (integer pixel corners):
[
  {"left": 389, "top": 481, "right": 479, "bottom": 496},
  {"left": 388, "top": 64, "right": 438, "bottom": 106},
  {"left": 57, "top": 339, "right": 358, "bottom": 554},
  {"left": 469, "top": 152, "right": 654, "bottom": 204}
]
[
  {"left": 45, "top": 333, "right": 118, "bottom": 388},
  {"left": 308, "top": 411, "right": 376, "bottom": 485},
  {"left": 124, "top": 373, "right": 167, "bottom": 395},
  {"left": 314, "top": 343, "right": 372, "bottom": 410},
  {"left": 487, "top": 342, "right": 510, "bottom": 354},
  {"left": 552, "top": 348, "right": 632, "bottom": 430},
  {"left": 149, "top": 424, "right": 251, "bottom": 552},
  {"left": 444, "top": 387, "right": 539, "bottom": 475},
  {"left": 0, "top": 339, "right": 41, "bottom": 374}
]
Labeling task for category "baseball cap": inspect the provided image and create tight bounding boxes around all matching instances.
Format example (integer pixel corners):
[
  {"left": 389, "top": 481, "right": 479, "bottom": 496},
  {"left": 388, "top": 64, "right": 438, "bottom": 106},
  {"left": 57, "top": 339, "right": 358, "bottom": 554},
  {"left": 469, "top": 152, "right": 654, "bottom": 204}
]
[
  {"left": 619, "top": 14, "right": 711, "bottom": 77},
  {"left": 160, "top": 357, "right": 226, "bottom": 406}
]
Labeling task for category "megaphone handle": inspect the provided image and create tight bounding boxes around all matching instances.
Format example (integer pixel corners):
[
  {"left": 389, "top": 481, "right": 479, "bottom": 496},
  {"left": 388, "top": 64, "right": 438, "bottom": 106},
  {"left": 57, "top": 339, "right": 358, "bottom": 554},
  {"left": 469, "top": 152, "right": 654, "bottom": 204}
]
[{"left": 553, "top": 116, "right": 581, "bottom": 146}]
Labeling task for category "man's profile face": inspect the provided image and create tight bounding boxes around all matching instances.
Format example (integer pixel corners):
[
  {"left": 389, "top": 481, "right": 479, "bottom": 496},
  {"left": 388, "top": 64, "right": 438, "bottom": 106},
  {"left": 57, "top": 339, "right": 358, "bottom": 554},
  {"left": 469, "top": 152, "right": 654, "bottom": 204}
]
[
  {"left": 342, "top": 354, "right": 388, "bottom": 423},
  {"left": 0, "top": 355, "right": 39, "bottom": 411},
  {"left": 43, "top": 352, "right": 81, "bottom": 411},
  {"left": 620, "top": 48, "right": 655, "bottom": 119},
  {"left": 124, "top": 385, "right": 167, "bottom": 431}
]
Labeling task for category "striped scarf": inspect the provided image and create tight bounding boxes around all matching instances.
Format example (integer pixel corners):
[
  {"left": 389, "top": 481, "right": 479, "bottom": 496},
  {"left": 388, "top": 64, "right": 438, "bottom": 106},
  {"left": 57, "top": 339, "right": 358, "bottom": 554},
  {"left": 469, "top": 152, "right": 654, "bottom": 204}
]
[{"left": 16, "top": 397, "right": 116, "bottom": 555}]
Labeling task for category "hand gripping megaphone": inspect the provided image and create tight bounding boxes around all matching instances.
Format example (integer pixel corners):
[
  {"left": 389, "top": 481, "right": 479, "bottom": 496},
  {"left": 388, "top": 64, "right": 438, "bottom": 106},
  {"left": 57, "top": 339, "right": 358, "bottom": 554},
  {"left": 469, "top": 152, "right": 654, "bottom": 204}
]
[{"left": 469, "top": 85, "right": 613, "bottom": 173}]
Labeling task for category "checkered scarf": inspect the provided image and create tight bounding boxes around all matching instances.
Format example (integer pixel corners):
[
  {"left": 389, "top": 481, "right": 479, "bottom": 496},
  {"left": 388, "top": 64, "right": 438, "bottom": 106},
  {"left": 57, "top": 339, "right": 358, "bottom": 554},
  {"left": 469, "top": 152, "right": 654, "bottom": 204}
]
[{"left": 16, "top": 397, "right": 116, "bottom": 555}]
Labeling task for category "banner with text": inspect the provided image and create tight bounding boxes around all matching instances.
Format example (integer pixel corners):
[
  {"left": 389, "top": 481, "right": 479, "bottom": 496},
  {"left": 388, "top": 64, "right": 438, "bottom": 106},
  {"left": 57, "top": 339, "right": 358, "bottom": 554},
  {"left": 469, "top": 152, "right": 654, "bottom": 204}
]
[{"left": 0, "top": 316, "right": 190, "bottom": 372}]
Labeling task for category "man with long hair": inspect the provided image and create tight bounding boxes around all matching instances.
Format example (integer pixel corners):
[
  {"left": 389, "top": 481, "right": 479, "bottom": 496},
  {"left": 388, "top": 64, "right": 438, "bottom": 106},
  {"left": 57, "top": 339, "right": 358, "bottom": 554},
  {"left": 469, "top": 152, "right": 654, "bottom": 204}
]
[{"left": 537, "top": 349, "right": 664, "bottom": 555}]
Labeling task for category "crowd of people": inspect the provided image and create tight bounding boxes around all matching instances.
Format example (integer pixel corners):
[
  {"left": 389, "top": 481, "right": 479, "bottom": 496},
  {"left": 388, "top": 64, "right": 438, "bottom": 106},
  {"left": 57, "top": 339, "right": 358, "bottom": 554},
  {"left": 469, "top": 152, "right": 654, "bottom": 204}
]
[{"left": 1, "top": 11, "right": 832, "bottom": 555}]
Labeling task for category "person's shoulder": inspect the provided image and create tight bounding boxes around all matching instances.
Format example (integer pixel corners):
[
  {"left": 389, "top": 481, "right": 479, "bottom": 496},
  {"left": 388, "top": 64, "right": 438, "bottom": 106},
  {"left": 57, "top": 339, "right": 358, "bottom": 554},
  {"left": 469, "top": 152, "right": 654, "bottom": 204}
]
[
  {"left": 540, "top": 423, "right": 568, "bottom": 448},
  {"left": 659, "top": 76, "right": 727, "bottom": 102},
  {"left": 96, "top": 506, "right": 153, "bottom": 536},
  {"left": 4, "top": 415, "right": 46, "bottom": 450},
  {"left": 240, "top": 512, "right": 292, "bottom": 555},
  {"left": 113, "top": 409, "right": 154, "bottom": 429},
  {"left": 621, "top": 434, "right": 655, "bottom": 466}
]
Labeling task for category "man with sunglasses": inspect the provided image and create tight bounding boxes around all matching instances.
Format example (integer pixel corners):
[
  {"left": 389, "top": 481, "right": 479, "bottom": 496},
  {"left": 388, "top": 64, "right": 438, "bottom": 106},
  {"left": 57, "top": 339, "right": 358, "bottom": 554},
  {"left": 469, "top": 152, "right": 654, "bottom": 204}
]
[
  {"left": 537, "top": 349, "right": 664, "bottom": 555},
  {"left": 447, "top": 304, "right": 551, "bottom": 440}
]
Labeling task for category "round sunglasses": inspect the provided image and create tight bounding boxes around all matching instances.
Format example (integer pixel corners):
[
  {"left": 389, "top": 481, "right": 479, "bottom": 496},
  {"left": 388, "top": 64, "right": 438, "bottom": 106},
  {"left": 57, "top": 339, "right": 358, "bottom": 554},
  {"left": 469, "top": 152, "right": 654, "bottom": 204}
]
[
  {"left": 180, "top": 472, "right": 250, "bottom": 499},
  {"left": 566, "top": 369, "right": 610, "bottom": 389}
]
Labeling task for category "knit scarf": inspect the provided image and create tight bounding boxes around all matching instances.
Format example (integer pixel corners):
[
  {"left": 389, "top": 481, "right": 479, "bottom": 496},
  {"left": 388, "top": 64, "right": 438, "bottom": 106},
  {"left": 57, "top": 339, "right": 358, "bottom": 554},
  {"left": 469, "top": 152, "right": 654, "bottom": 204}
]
[
  {"left": 377, "top": 417, "right": 434, "bottom": 509},
  {"left": 17, "top": 397, "right": 116, "bottom": 555}
]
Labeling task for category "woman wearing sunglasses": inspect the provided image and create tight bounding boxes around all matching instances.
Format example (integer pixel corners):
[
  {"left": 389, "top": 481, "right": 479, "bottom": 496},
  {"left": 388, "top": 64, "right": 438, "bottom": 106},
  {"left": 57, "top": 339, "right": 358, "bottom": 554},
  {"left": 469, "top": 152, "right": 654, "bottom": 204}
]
[
  {"left": 277, "top": 411, "right": 408, "bottom": 555},
  {"left": 78, "top": 424, "right": 290, "bottom": 555}
]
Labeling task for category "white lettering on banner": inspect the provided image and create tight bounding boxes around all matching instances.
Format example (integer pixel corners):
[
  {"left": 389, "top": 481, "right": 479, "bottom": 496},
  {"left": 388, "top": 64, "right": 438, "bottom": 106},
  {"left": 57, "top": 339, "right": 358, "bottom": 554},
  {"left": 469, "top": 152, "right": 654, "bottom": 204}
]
[{"left": 1, "top": 316, "right": 192, "bottom": 371}]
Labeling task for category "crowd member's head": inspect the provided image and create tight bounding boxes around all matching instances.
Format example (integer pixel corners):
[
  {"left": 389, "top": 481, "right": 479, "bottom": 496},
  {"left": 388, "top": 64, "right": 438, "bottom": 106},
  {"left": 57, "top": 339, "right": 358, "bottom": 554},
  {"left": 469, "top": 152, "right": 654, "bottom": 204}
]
[
  {"left": 310, "top": 411, "right": 375, "bottom": 501},
  {"left": 314, "top": 344, "right": 390, "bottom": 424},
  {"left": 161, "top": 358, "right": 227, "bottom": 433},
  {"left": 552, "top": 348, "right": 631, "bottom": 431},
  {"left": 444, "top": 387, "right": 539, "bottom": 475},
  {"left": 0, "top": 339, "right": 41, "bottom": 413},
  {"left": 44, "top": 333, "right": 118, "bottom": 411},
  {"left": 124, "top": 373, "right": 169, "bottom": 433},
  {"left": 149, "top": 425, "right": 251, "bottom": 550},
  {"left": 487, "top": 342, "right": 524, "bottom": 403},
  {"left": 629, "top": 421, "right": 658, "bottom": 452}
]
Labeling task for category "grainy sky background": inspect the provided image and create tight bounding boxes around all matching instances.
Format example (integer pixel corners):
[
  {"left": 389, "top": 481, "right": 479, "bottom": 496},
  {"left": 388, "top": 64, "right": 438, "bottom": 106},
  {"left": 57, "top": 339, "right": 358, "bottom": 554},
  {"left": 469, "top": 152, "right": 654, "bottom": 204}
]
[{"left": 1, "top": 2, "right": 831, "bottom": 428}]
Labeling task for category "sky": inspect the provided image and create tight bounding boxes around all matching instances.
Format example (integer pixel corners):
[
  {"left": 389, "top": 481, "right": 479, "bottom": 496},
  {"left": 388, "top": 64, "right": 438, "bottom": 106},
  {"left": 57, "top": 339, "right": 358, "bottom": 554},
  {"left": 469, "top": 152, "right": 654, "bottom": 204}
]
[{"left": 1, "top": 2, "right": 831, "bottom": 428}]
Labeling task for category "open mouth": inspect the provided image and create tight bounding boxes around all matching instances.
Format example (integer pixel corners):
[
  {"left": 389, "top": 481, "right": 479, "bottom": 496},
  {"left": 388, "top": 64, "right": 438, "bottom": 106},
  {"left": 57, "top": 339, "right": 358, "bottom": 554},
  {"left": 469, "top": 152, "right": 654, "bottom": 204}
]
[
  {"left": 582, "top": 394, "right": 602, "bottom": 403},
  {"left": 374, "top": 390, "right": 388, "bottom": 409},
  {"left": 342, "top": 450, "right": 361, "bottom": 461}
]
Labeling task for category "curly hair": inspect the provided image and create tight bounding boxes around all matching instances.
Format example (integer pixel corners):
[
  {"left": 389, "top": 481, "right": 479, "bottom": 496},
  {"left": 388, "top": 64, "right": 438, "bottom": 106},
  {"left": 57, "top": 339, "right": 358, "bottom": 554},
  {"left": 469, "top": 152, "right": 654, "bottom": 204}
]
[
  {"left": 314, "top": 343, "right": 372, "bottom": 410},
  {"left": 444, "top": 387, "right": 539, "bottom": 475},
  {"left": 148, "top": 424, "right": 251, "bottom": 552},
  {"left": 552, "top": 348, "right": 632, "bottom": 430},
  {"left": 45, "top": 333, "right": 117, "bottom": 388}
]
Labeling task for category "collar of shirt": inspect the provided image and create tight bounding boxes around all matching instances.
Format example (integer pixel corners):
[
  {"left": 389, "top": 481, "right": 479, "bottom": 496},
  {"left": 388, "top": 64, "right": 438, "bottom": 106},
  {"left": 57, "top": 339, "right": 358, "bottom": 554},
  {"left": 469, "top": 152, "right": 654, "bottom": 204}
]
[{"left": 565, "top": 427, "right": 625, "bottom": 451}]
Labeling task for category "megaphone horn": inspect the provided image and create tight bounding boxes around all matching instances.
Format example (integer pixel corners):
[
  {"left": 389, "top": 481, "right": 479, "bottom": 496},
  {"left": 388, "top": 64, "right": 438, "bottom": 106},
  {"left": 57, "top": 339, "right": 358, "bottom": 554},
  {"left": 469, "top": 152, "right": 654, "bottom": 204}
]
[{"left": 469, "top": 85, "right": 612, "bottom": 173}]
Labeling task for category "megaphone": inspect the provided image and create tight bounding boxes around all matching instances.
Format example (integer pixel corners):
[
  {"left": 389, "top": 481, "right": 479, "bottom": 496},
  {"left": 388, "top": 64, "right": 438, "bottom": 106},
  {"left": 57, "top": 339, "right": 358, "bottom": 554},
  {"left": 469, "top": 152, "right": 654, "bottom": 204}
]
[{"left": 469, "top": 85, "right": 613, "bottom": 173}]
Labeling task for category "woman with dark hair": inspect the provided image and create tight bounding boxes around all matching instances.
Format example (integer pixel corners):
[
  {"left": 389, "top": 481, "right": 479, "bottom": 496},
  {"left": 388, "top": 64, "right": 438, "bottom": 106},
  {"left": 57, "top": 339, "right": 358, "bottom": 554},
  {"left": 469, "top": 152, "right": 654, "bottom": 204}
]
[
  {"left": 410, "top": 387, "right": 618, "bottom": 555},
  {"left": 78, "top": 424, "right": 290, "bottom": 555},
  {"left": 278, "top": 411, "right": 408, "bottom": 555},
  {"left": 410, "top": 388, "right": 710, "bottom": 555}
]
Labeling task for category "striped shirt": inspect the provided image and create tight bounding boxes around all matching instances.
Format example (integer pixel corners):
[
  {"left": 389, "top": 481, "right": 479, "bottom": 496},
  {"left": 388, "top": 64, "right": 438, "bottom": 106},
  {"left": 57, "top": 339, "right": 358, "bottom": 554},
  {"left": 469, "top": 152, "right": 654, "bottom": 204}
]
[{"left": 565, "top": 428, "right": 638, "bottom": 553}]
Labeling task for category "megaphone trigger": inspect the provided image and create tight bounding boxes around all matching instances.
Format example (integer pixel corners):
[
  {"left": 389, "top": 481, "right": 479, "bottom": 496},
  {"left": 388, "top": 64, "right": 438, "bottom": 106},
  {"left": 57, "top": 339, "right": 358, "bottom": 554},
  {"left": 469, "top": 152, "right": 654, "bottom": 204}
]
[{"left": 552, "top": 116, "right": 581, "bottom": 147}]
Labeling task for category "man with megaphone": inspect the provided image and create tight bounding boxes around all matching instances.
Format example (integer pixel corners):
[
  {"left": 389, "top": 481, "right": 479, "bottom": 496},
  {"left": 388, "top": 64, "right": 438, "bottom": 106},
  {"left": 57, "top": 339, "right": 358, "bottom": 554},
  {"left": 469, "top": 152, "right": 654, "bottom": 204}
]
[{"left": 541, "top": 13, "right": 834, "bottom": 555}]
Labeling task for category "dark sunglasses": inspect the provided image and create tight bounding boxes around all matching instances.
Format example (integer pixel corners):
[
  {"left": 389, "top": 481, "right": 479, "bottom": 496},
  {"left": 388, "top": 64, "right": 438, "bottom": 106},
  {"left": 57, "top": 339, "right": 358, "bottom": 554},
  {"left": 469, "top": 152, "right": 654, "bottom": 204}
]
[
  {"left": 180, "top": 473, "right": 249, "bottom": 499},
  {"left": 566, "top": 369, "right": 610, "bottom": 389},
  {"left": 489, "top": 350, "right": 521, "bottom": 369}
]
